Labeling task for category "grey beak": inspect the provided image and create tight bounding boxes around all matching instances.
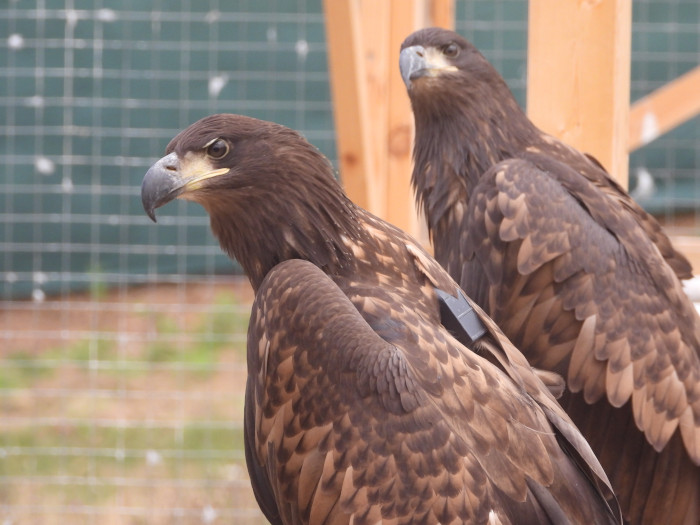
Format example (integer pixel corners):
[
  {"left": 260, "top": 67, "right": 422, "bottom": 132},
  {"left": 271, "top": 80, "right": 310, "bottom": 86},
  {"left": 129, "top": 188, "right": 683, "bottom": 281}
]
[
  {"left": 141, "top": 152, "right": 182, "bottom": 223},
  {"left": 399, "top": 45, "right": 427, "bottom": 88}
]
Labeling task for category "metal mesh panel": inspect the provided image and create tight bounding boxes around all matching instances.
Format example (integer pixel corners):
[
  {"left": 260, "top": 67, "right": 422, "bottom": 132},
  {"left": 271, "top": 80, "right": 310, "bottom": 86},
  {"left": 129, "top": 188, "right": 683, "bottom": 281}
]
[
  {"left": 457, "top": 0, "right": 529, "bottom": 106},
  {"left": 629, "top": 0, "right": 700, "bottom": 227},
  {"left": 1, "top": 1, "right": 328, "bottom": 523},
  {"left": 1, "top": 0, "right": 333, "bottom": 300},
  {"left": 1, "top": 1, "right": 698, "bottom": 523}
]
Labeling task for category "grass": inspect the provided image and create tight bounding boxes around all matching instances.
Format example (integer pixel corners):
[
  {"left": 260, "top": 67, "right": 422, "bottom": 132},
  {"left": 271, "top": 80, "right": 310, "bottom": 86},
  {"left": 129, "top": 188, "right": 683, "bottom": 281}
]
[
  {"left": 0, "top": 424, "right": 254, "bottom": 521},
  {"left": 0, "top": 351, "right": 53, "bottom": 389},
  {"left": 144, "top": 292, "right": 248, "bottom": 377},
  {"left": 0, "top": 424, "right": 246, "bottom": 474},
  {"left": 0, "top": 289, "right": 262, "bottom": 524},
  {"left": 2, "top": 292, "right": 249, "bottom": 386}
]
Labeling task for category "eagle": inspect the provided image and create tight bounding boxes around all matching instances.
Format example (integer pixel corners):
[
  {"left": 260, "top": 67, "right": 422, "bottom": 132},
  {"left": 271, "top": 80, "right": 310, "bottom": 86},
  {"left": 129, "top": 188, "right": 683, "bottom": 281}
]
[
  {"left": 400, "top": 27, "right": 700, "bottom": 525},
  {"left": 140, "top": 113, "right": 621, "bottom": 524}
]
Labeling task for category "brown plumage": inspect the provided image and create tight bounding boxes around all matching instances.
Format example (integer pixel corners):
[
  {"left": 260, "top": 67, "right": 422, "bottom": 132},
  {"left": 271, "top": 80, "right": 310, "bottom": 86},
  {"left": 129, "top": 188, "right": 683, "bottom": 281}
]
[
  {"left": 141, "top": 113, "right": 621, "bottom": 524},
  {"left": 400, "top": 27, "right": 700, "bottom": 525}
]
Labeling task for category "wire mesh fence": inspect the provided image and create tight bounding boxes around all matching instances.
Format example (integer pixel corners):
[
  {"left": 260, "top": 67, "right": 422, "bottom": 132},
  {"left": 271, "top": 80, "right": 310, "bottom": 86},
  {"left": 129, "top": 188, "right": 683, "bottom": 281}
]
[
  {"left": 0, "top": 0, "right": 698, "bottom": 523},
  {"left": 2, "top": 1, "right": 329, "bottom": 523},
  {"left": 628, "top": 0, "right": 700, "bottom": 226}
]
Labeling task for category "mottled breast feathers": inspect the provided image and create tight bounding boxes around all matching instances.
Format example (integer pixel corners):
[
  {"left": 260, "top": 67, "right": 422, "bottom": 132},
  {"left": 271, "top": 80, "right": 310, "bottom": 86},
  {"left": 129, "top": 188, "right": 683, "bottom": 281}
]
[
  {"left": 142, "top": 112, "right": 622, "bottom": 525},
  {"left": 244, "top": 253, "right": 620, "bottom": 525}
]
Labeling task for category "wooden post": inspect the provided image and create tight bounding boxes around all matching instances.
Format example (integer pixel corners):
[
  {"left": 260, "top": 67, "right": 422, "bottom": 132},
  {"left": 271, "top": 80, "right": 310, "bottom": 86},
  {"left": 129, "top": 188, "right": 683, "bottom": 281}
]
[
  {"left": 385, "top": 1, "right": 422, "bottom": 235},
  {"left": 430, "top": 0, "right": 455, "bottom": 29},
  {"left": 324, "top": 0, "right": 454, "bottom": 238},
  {"left": 323, "top": 0, "right": 374, "bottom": 211},
  {"left": 527, "top": 0, "right": 632, "bottom": 188}
]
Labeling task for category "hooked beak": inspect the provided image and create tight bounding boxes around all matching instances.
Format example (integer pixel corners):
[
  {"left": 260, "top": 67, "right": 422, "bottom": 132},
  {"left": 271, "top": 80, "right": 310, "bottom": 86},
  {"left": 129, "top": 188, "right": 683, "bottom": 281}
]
[
  {"left": 399, "top": 45, "right": 458, "bottom": 89},
  {"left": 141, "top": 151, "right": 229, "bottom": 222}
]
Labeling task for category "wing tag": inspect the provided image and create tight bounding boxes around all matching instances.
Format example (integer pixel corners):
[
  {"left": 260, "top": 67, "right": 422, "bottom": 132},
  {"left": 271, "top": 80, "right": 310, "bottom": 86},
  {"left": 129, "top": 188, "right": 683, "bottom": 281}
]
[{"left": 436, "top": 288, "right": 487, "bottom": 344}]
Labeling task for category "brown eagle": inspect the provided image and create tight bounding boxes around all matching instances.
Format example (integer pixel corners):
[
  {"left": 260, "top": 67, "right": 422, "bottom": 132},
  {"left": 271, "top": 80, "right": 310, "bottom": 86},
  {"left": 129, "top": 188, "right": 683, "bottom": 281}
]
[
  {"left": 141, "top": 114, "right": 621, "bottom": 524},
  {"left": 400, "top": 27, "right": 700, "bottom": 525}
]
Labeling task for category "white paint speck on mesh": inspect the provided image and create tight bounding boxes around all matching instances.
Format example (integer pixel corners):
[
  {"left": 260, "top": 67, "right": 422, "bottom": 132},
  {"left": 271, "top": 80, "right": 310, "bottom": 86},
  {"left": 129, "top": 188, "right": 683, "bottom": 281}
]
[
  {"left": 96, "top": 8, "right": 117, "bottom": 22},
  {"left": 35, "top": 156, "right": 56, "bottom": 175},
  {"left": 8, "top": 33, "right": 24, "bottom": 49},
  {"left": 267, "top": 26, "right": 277, "bottom": 42},
  {"left": 62, "top": 177, "right": 74, "bottom": 192},
  {"left": 26, "top": 95, "right": 45, "bottom": 108},
  {"left": 202, "top": 505, "right": 218, "bottom": 524},
  {"left": 65, "top": 9, "right": 80, "bottom": 28},
  {"left": 225, "top": 463, "right": 245, "bottom": 480},
  {"left": 295, "top": 39, "right": 309, "bottom": 60},
  {"left": 208, "top": 75, "right": 228, "bottom": 98},
  {"left": 146, "top": 449, "right": 162, "bottom": 466},
  {"left": 641, "top": 111, "right": 659, "bottom": 145}
]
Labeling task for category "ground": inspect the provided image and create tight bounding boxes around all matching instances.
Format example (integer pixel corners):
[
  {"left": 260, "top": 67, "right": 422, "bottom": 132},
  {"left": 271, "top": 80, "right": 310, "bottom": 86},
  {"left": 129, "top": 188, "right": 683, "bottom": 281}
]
[{"left": 1, "top": 278, "right": 266, "bottom": 525}]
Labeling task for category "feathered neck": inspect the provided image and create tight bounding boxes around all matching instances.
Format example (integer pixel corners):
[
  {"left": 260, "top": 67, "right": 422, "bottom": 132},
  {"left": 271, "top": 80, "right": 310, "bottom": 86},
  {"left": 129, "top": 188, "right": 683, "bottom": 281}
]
[
  {"left": 202, "top": 150, "right": 366, "bottom": 292},
  {"left": 410, "top": 73, "right": 540, "bottom": 231}
]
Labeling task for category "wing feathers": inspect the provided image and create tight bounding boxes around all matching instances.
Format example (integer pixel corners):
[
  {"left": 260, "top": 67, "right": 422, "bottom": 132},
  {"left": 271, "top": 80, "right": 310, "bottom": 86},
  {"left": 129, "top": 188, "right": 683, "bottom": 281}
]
[
  {"left": 309, "top": 451, "right": 341, "bottom": 523},
  {"left": 297, "top": 446, "right": 326, "bottom": 512},
  {"left": 453, "top": 154, "right": 700, "bottom": 523},
  {"left": 605, "top": 361, "right": 634, "bottom": 408},
  {"left": 247, "top": 257, "right": 620, "bottom": 523},
  {"left": 467, "top": 159, "right": 700, "bottom": 460}
]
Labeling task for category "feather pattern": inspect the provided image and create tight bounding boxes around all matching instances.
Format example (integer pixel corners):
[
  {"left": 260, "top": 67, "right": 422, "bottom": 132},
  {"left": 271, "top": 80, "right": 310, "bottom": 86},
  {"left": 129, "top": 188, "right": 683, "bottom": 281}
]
[
  {"left": 402, "top": 27, "right": 700, "bottom": 525},
  {"left": 142, "top": 113, "right": 622, "bottom": 524}
]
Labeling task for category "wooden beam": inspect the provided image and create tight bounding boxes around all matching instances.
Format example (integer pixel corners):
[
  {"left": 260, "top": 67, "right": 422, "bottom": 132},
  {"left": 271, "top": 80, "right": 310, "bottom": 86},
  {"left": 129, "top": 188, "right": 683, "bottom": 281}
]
[
  {"left": 527, "top": 0, "right": 632, "bottom": 188},
  {"left": 628, "top": 65, "right": 700, "bottom": 151},
  {"left": 359, "top": 0, "right": 391, "bottom": 219},
  {"left": 324, "top": 0, "right": 454, "bottom": 239},
  {"left": 386, "top": 0, "right": 422, "bottom": 235},
  {"left": 430, "top": 0, "right": 455, "bottom": 29},
  {"left": 323, "top": 0, "right": 374, "bottom": 211}
]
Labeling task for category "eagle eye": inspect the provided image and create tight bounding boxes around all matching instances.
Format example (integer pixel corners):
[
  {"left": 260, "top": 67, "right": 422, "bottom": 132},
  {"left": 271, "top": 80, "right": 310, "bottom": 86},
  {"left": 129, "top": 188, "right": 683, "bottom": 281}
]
[
  {"left": 206, "top": 139, "right": 229, "bottom": 160},
  {"left": 443, "top": 43, "right": 459, "bottom": 58}
]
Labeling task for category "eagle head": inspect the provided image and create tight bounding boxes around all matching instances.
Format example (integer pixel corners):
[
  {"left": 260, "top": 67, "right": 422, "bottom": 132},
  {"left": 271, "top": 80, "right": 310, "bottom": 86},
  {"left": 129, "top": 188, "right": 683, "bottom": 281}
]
[
  {"left": 141, "top": 114, "right": 304, "bottom": 222},
  {"left": 140, "top": 113, "right": 360, "bottom": 290},
  {"left": 399, "top": 27, "right": 512, "bottom": 115}
]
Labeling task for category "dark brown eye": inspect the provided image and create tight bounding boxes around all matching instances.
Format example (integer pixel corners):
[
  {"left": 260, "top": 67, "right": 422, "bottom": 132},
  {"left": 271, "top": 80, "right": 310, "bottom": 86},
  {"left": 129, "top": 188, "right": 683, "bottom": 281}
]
[
  {"left": 206, "top": 139, "right": 229, "bottom": 159},
  {"left": 443, "top": 43, "right": 459, "bottom": 58}
]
